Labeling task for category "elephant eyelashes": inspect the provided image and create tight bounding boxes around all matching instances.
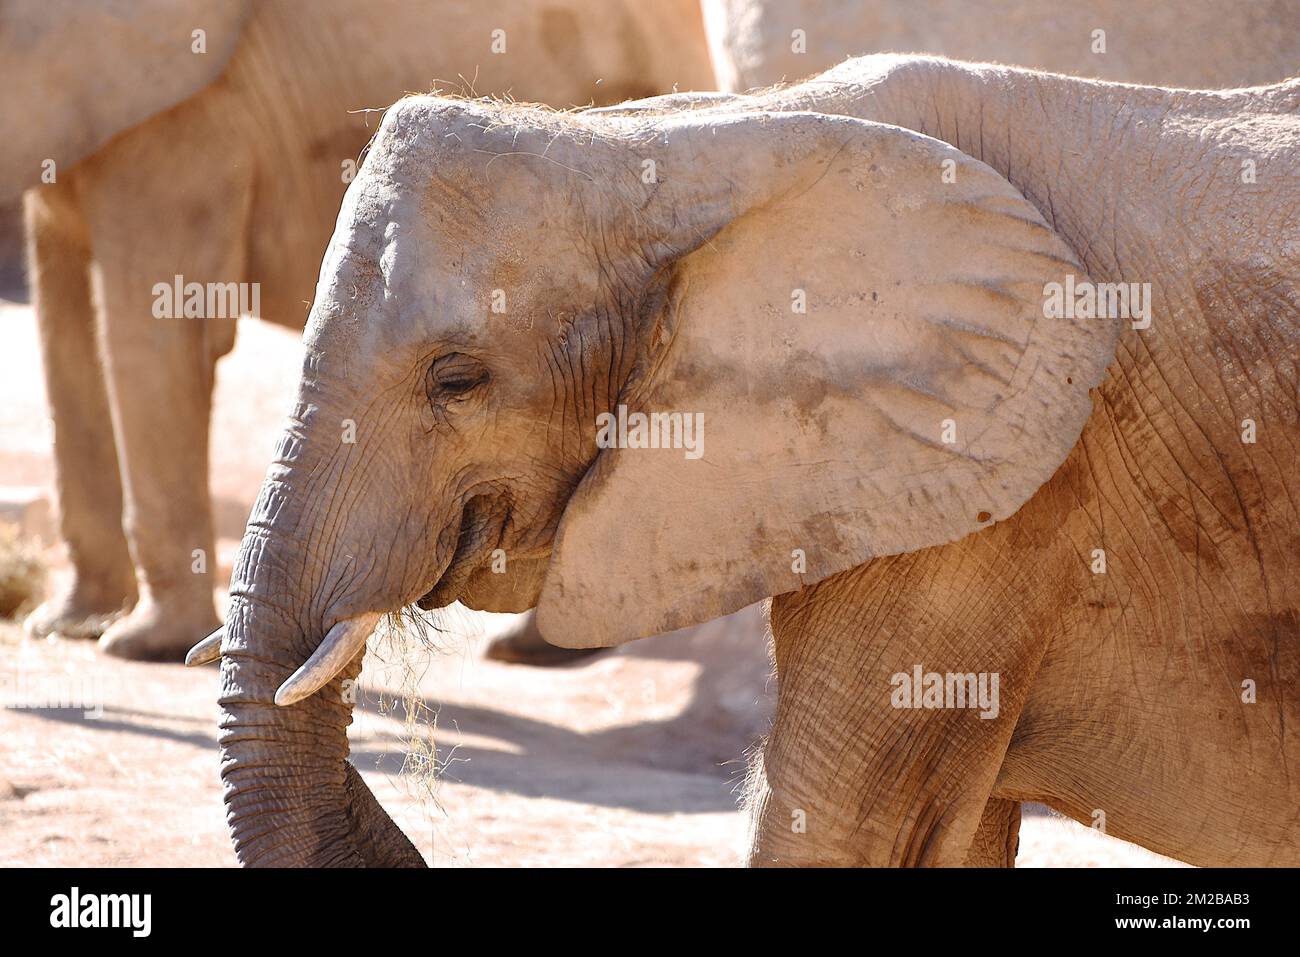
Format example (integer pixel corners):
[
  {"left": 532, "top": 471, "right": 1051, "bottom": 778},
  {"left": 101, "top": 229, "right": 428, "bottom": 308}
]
[{"left": 425, "top": 353, "right": 490, "bottom": 406}]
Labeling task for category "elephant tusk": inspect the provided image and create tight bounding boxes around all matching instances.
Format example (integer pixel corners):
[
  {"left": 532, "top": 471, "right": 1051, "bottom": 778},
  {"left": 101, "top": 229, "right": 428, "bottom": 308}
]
[
  {"left": 185, "top": 626, "right": 226, "bottom": 667},
  {"left": 274, "top": 612, "right": 382, "bottom": 707}
]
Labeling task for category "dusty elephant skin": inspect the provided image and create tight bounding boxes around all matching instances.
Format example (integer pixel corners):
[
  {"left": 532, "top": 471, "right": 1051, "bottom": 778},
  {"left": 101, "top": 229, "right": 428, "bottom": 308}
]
[
  {"left": 7, "top": 0, "right": 713, "bottom": 661},
  {"left": 211, "top": 55, "right": 1299, "bottom": 867}
]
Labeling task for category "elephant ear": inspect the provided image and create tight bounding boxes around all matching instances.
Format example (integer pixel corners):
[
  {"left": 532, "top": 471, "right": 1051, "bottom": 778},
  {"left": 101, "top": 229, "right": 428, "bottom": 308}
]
[
  {"left": 536, "top": 111, "right": 1119, "bottom": 647},
  {"left": 0, "top": 0, "right": 248, "bottom": 201}
]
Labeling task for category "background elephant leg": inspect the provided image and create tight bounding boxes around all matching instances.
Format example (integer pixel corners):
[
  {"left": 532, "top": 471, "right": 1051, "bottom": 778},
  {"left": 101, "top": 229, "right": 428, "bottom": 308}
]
[
  {"left": 91, "top": 265, "right": 222, "bottom": 660},
  {"left": 747, "top": 553, "right": 1048, "bottom": 866},
  {"left": 962, "top": 798, "right": 1021, "bottom": 867},
  {"left": 78, "top": 149, "right": 250, "bottom": 661},
  {"left": 22, "top": 185, "right": 137, "bottom": 639},
  {"left": 483, "top": 609, "right": 608, "bottom": 666}
]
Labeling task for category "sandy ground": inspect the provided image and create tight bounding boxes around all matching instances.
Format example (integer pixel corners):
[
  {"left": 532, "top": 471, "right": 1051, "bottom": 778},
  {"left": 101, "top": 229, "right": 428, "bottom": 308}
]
[{"left": 0, "top": 299, "right": 1182, "bottom": 866}]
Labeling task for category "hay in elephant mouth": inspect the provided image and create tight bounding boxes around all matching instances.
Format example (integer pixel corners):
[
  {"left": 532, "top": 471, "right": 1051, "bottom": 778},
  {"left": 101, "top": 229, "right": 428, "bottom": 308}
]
[{"left": 416, "top": 493, "right": 502, "bottom": 610}]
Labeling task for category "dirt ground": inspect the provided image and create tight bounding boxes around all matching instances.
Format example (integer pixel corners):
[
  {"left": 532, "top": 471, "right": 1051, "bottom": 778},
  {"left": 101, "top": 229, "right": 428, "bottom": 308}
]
[{"left": 0, "top": 299, "right": 1181, "bottom": 866}]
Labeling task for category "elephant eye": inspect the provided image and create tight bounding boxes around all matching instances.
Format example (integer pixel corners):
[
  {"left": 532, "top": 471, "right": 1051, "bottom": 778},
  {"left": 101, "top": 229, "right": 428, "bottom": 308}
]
[{"left": 426, "top": 353, "right": 489, "bottom": 404}]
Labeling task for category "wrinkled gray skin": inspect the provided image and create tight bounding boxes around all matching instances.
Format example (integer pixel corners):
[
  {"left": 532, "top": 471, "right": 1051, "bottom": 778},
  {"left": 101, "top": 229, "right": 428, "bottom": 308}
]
[{"left": 217, "top": 56, "right": 1299, "bottom": 866}]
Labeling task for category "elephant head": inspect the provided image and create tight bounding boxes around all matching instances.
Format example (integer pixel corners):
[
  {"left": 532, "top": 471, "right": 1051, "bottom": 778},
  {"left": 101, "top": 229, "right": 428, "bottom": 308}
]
[
  {"left": 206, "top": 95, "right": 1119, "bottom": 864},
  {"left": 0, "top": 0, "right": 248, "bottom": 203}
]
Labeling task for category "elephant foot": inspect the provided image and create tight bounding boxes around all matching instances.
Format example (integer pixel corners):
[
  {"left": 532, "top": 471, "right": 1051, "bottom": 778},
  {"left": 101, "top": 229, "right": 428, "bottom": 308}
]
[
  {"left": 482, "top": 611, "right": 608, "bottom": 667},
  {"left": 98, "top": 590, "right": 219, "bottom": 663},
  {"left": 24, "top": 576, "right": 136, "bottom": 640}
]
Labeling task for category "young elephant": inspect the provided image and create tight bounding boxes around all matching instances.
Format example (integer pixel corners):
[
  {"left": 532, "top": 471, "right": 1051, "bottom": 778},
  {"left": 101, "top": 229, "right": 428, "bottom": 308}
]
[
  {"left": 199, "top": 55, "right": 1300, "bottom": 866},
  {"left": 10, "top": 0, "right": 712, "bottom": 660}
]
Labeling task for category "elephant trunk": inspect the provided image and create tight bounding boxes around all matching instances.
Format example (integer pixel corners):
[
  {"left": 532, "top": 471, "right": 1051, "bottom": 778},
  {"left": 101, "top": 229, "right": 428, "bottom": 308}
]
[
  {"left": 216, "top": 402, "right": 425, "bottom": 867},
  {"left": 219, "top": 597, "right": 424, "bottom": 867}
]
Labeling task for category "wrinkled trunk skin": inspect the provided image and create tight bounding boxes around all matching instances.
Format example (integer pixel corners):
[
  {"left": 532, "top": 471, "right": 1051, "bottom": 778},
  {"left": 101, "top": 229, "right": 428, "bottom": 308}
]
[
  {"left": 219, "top": 597, "right": 423, "bottom": 866},
  {"left": 217, "top": 394, "right": 425, "bottom": 867}
]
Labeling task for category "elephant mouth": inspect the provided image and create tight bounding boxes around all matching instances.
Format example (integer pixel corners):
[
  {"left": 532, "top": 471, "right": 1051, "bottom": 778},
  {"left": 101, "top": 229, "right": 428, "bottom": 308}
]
[{"left": 416, "top": 493, "right": 506, "bottom": 610}]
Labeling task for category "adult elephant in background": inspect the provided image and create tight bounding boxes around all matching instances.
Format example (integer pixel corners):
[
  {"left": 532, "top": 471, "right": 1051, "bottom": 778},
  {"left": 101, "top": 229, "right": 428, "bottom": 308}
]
[
  {"left": 702, "top": 0, "right": 1300, "bottom": 90},
  {"left": 8, "top": 0, "right": 714, "bottom": 659},
  {"left": 195, "top": 56, "right": 1299, "bottom": 865}
]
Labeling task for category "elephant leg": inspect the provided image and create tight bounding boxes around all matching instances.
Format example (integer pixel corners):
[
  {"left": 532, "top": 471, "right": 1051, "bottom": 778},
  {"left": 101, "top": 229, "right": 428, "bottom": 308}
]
[
  {"left": 22, "top": 184, "right": 138, "bottom": 640},
  {"left": 483, "top": 610, "right": 607, "bottom": 666},
  {"left": 76, "top": 146, "right": 250, "bottom": 661},
  {"left": 747, "top": 554, "right": 1047, "bottom": 867},
  {"left": 89, "top": 267, "right": 224, "bottom": 661},
  {"left": 962, "top": 798, "right": 1021, "bottom": 867}
]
